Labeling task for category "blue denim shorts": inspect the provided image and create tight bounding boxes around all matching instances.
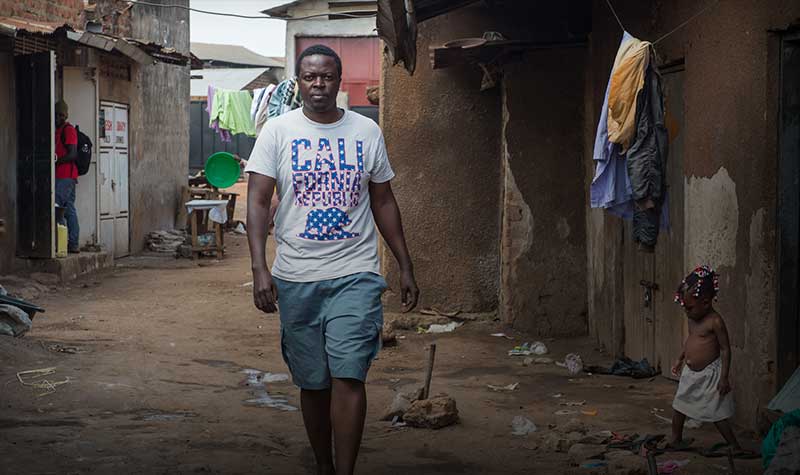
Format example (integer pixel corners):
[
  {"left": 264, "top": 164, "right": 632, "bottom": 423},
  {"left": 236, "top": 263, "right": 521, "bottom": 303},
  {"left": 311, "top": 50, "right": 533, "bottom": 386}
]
[{"left": 274, "top": 272, "right": 387, "bottom": 390}]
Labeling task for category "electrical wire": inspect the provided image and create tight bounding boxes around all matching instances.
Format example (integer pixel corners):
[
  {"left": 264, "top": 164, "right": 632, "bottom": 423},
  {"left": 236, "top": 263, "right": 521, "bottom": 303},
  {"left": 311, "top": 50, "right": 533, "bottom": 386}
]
[
  {"left": 126, "top": 0, "right": 376, "bottom": 20},
  {"left": 604, "top": 0, "right": 626, "bottom": 32},
  {"left": 652, "top": 0, "right": 719, "bottom": 44}
]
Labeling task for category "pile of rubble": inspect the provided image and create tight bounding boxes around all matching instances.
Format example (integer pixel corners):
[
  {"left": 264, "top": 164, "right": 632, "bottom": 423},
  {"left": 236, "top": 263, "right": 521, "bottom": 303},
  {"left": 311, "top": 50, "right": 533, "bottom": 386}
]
[
  {"left": 146, "top": 230, "right": 188, "bottom": 255},
  {"left": 0, "top": 284, "right": 41, "bottom": 338}
]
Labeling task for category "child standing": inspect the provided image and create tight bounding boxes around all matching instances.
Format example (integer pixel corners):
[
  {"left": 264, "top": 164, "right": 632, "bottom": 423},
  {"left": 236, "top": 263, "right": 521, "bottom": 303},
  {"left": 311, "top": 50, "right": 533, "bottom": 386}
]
[{"left": 668, "top": 265, "right": 755, "bottom": 458}]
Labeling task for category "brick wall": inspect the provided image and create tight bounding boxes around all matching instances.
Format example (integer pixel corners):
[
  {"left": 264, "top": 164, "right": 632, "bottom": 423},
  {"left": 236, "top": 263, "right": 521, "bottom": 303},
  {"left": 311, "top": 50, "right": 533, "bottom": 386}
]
[{"left": 0, "top": 0, "right": 84, "bottom": 27}]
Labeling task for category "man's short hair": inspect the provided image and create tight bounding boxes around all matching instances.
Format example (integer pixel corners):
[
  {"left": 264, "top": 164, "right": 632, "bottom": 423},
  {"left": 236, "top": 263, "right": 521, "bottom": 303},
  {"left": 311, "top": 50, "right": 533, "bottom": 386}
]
[{"left": 296, "top": 44, "right": 342, "bottom": 78}]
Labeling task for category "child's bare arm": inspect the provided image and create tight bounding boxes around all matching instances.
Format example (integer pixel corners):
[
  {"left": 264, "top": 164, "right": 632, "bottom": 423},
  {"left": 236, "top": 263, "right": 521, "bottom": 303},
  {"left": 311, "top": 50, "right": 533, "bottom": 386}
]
[
  {"left": 671, "top": 344, "right": 686, "bottom": 376},
  {"left": 712, "top": 314, "right": 732, "bottom": 395}
]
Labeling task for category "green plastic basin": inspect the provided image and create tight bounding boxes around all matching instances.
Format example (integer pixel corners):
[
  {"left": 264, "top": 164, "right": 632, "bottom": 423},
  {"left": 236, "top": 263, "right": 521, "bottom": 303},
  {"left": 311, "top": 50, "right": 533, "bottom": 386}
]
[{"left": 204, "top": 152, "right": 240, "bottom": 188}]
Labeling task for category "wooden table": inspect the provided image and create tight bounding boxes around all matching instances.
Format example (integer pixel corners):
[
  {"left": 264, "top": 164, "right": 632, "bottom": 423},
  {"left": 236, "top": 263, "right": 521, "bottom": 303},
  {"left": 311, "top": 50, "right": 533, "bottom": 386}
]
[{"left": 185, "top": 199, "right": 228, "bottom": 259}]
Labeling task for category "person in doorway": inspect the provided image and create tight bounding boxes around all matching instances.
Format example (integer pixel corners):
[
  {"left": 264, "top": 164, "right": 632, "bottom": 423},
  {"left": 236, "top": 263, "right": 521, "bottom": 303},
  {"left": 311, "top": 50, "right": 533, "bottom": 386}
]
[
  {"left": 668, "top": 265, "right": 757, "bottom": 458},
  {"left": 245, "top": 45, "right": 419, "bottom": 475},
  {"left": 55, "top": 100, "right": 80, "bottom": 253}
]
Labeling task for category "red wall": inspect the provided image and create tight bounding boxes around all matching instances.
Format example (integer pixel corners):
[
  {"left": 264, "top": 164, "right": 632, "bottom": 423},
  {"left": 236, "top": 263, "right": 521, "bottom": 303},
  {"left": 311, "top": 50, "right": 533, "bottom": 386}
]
[{"left": 296, "top": 37, "right": 380, "bottom": 107}]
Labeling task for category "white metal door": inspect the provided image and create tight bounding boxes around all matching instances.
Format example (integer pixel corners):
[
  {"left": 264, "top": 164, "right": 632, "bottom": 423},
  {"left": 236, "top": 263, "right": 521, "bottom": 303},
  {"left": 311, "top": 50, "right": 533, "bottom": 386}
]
[{"left": 99, "top": 101, "right": 129, "bottom": 257}]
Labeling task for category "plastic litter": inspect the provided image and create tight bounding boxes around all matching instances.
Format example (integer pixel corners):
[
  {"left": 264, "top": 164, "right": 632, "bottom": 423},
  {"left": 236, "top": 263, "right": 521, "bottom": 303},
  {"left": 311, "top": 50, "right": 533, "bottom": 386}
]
[
  {"left": 556, "top": 353, "right": 584, "bottom": 375},
  {"left": 488, "top": 382, "right": 520, "bottom": 392},
  {"left": 511, "top": 415, "right": 538, "bottom": 436},
  {"left": 657, "top": 459, "right": 690, "bottom": 474},
  {"left": 508, "top": 341, "right": 548, "bottom": 356},
  {"left": 560, "top": 400, "right": 586, "bottom": 407},
  {"left": 491, "top": 332, "right": 513, "bottom": 339},
  {"left": 426, "top": 322, "right": 463, "bottom": 333},
  {"left": 581, "top": 409, "right": 599, "bottom": 416},
  {"left": 233, "top": 222, "right": 247, "bottom": 235},
  {"left": 582, "top": 461, "right": 608, "bottom": 469}
]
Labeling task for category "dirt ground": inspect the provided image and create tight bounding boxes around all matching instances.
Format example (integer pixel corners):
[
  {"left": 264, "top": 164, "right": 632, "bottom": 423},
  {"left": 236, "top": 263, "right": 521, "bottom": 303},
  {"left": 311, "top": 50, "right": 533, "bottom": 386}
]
[{"left": 0, "top": 231, "right": 765, "bottom": 474}]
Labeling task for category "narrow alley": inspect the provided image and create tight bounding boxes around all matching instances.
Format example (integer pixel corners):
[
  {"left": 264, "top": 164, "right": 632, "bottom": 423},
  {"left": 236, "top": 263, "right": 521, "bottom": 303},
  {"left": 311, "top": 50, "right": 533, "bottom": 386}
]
[{"left": 0, "top": 234, "right": 763, "bottom": 474}]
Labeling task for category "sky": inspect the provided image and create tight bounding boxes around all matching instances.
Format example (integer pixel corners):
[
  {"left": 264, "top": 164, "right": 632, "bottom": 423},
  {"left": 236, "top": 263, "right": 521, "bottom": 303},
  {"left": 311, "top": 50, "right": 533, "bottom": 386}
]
[{"left": 189, "top": 1, "right": 289, "bottom": 58}]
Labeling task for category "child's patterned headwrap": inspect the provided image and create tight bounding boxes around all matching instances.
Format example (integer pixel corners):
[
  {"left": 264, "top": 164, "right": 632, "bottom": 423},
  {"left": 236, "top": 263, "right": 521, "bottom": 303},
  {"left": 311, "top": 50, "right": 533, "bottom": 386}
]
[{"left": 674, "top": 265, "right": 720, "bottom": 307}]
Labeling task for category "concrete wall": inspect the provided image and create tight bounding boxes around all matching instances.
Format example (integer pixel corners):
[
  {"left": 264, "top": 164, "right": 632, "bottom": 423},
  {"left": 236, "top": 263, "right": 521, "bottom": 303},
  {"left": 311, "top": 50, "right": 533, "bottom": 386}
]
[
  {"left": 0, "top": 44, "right": 17, "bottom": 274},
  {"left": 500, "top": 49, "right": 588, "bottom": 335},
  {"left": 380, "top": 7, "right": 502, "bottom": 313},
  {"left": 586, "top": 0, "right": 800, "bottom": 429},
  {"left": 127, "top": 0, "right": 190, "bottom": 253},
  {"left": 282, "top": 0, "right": 376, "bottom": 77}
]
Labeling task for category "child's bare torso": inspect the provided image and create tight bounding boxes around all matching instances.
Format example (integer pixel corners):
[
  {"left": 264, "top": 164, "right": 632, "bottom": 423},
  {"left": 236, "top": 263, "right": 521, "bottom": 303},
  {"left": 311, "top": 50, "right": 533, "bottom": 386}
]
[{"left": 684, "top": 312, "right": 721, "bottom": 371}]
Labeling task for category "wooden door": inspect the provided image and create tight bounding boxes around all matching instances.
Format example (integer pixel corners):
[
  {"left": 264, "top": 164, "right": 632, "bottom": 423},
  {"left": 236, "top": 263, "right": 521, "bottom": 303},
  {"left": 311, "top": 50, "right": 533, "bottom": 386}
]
[
  {"left": 16, "top": 52, "right": 55, "bottom": 258},
  {"left": 778, "top": 33, "right": 800, "bottom": 387},
  {"left": 623, "top": 237, "right": 656, "bottom": 363},
  {"left": 655, "top": 66, "right": 687, "bottom": 379},
  {"left": 623, "top": 65, "right": 686, "bottom": 372}
]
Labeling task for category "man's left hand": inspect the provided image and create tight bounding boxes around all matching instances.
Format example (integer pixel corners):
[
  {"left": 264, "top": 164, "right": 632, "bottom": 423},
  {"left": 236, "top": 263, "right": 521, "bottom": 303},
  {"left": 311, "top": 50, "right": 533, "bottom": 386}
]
[{"left": 400, "top": 270, "right": 419, "bottom": 313}]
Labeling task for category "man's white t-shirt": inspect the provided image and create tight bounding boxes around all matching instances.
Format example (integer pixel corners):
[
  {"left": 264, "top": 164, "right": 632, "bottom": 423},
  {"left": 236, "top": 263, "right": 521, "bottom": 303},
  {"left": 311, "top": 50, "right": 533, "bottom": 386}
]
[{"left": 245, "top": 109, "right": 395, "bottom": 282}]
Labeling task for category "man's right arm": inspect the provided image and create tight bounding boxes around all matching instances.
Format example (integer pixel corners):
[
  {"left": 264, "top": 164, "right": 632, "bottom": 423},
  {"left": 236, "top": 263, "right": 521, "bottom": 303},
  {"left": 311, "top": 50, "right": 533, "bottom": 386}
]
[{"left": 247, "top": 172, "right": 278, "bottom": 313}]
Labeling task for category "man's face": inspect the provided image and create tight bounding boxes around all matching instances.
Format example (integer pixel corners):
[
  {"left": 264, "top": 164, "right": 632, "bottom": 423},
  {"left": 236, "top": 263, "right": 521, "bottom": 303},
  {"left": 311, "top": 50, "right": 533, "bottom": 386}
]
[
  {"left": 56, "top": 111, "right": 67, "bottom": 127},
  {"left": 298, "top": 54, "right": 341, "bottom": 113}
]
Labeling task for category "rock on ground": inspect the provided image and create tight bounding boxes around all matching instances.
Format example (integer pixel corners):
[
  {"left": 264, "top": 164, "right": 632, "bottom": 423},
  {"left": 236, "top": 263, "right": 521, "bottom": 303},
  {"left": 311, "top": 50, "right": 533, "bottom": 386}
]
[
  {"left": 605, "top": 450, "right": 647, "bottom": 475},
  {"left": 567, "top": 443, "right": 606, "bottom": 465},
  {"left": 403, "top": 396, "right": 459, "bottom": 429},
  {"left": 542, "top": 430, "right": 584, "bottom": 453}
]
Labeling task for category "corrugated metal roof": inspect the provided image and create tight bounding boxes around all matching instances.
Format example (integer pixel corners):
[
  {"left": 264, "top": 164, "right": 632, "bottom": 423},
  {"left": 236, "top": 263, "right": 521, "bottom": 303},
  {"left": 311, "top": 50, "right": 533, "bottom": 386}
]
[
  {"left": 0, "top": 16, "right": 188, "bottom": 65},
  {"left": 190, "top": 68, "right": 269, "bottom": 97},
  {"left": 191, "top": 42, "right": 285, "bottom": 68},
  {"left": 261, "top": 1, "right": 303, "bottom": 18},
  {"left": 0, "top": 16, "right": 65, "bottom": 36}
]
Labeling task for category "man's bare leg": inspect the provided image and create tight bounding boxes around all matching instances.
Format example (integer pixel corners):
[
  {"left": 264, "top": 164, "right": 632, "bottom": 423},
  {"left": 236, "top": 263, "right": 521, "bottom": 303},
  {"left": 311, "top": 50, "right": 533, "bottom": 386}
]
[
  {"left": 301, "top": 388, "right": 335, "bottom": 475},
  {"left": 330, "top": 378, "right": 366, "bottom": 475}
]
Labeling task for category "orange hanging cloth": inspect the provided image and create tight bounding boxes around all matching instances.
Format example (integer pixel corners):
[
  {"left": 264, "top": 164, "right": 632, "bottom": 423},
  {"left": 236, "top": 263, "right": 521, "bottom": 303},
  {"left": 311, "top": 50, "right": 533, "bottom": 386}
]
[{"left": 607, "top": 34, "right": 651, "bottom": 152}]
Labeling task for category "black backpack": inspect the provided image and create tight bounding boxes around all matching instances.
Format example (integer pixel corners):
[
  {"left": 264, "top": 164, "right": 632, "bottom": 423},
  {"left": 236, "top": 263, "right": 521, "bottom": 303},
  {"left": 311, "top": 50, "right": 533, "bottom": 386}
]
[{"left": 61, "top": 124, "right": 93, "bottom": 176}]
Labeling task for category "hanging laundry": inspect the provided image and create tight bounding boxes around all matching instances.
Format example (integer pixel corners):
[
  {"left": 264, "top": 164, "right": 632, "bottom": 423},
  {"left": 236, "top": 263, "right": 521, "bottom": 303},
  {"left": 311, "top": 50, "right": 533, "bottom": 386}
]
[
  {"left": 209, "top": 89, "right": 256, "bottom": 137},
  {"left": 267, "top": 77, "right": 302, "bottom": 120},
  {"left": 251, "top": 87, "right": 267, "bottom": 122},
  {"left": 607, "top": 33, "right": 651, "bottom": 151},
  {"left": 206, "top": 85, "right": 232, "bottom": 143},
  {"left": 627, "top": 58, "right": 669, "bottom": 250},
  {"left": 255, "top": 83, "right": 276, "bottom": 135},
  {"left": 590, "top": 62, "right": 633, "bottom": 218},
  {"left": 591, "top": 32, "right": 669, "bottom": 250}
]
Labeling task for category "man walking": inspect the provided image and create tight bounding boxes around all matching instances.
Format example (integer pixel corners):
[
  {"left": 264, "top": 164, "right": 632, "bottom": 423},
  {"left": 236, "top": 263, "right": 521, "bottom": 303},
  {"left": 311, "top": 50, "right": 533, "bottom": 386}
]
[
  {"left": 55, "top": 100, "right": 80, "bottom": 253},
  {"left": 245, "top": 45, "right": 419, "bottom": 475}
]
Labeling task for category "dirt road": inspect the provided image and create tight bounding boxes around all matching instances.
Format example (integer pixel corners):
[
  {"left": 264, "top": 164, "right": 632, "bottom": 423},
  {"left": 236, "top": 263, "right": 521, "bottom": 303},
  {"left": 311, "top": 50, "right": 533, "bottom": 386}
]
[{"left": 0, "top": 236, "right": 762, "bottom": 474}]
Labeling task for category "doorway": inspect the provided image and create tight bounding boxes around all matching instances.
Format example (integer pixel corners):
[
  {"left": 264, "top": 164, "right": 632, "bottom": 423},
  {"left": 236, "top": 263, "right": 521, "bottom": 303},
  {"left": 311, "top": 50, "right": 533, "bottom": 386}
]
[
  {"left": 622, "top": 64, "right": 686, "bottom": 378},
  {"left": 16, "top": 51, "right": 55, "bottom": 258},
  {"left": 99, "top": 101, "right": 129, "bottom": 258},
  {"left": 778, "top": 32, "right": 800, "bottom": 388},
  {"left": 63, "top": 66, "right": 99, "bottom": 248}
]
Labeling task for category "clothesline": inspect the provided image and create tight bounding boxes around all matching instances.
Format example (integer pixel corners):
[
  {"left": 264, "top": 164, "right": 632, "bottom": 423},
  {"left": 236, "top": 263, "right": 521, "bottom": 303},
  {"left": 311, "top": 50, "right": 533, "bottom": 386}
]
[{"left": 604, "top": 0, "right": 720, "bottom": 45}]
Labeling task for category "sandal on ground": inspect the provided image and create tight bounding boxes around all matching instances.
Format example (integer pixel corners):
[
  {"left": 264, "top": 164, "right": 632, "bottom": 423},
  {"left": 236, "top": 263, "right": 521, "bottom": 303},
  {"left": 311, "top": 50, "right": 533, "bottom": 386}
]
[{"left": 664, "top": 438, "right": 695, "bottom": 452}]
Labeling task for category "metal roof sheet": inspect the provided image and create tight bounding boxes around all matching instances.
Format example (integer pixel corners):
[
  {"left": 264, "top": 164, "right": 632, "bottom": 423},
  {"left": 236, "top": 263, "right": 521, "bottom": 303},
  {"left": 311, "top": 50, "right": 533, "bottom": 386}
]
[{"left": 191, "top": 42, "right": 285, "bottom": 68}]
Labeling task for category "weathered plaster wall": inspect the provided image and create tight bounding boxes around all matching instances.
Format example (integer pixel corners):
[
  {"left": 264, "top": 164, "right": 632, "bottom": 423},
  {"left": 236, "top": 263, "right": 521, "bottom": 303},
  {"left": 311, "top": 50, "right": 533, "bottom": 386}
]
[
  {"left": 380, "top": 6, "right": 502, "bottom": 313},
  {"left": 500, "top": 49, "right": 588, "bottom": 335},
  {"left": 127, "top": 0, "right": 190, "bottom": 253},
  {"left": 586, "top": 0, "right": 800, "bottom": 429},
  {"left": 0, "top": 46, "right": 17, "bottom": 274}
]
